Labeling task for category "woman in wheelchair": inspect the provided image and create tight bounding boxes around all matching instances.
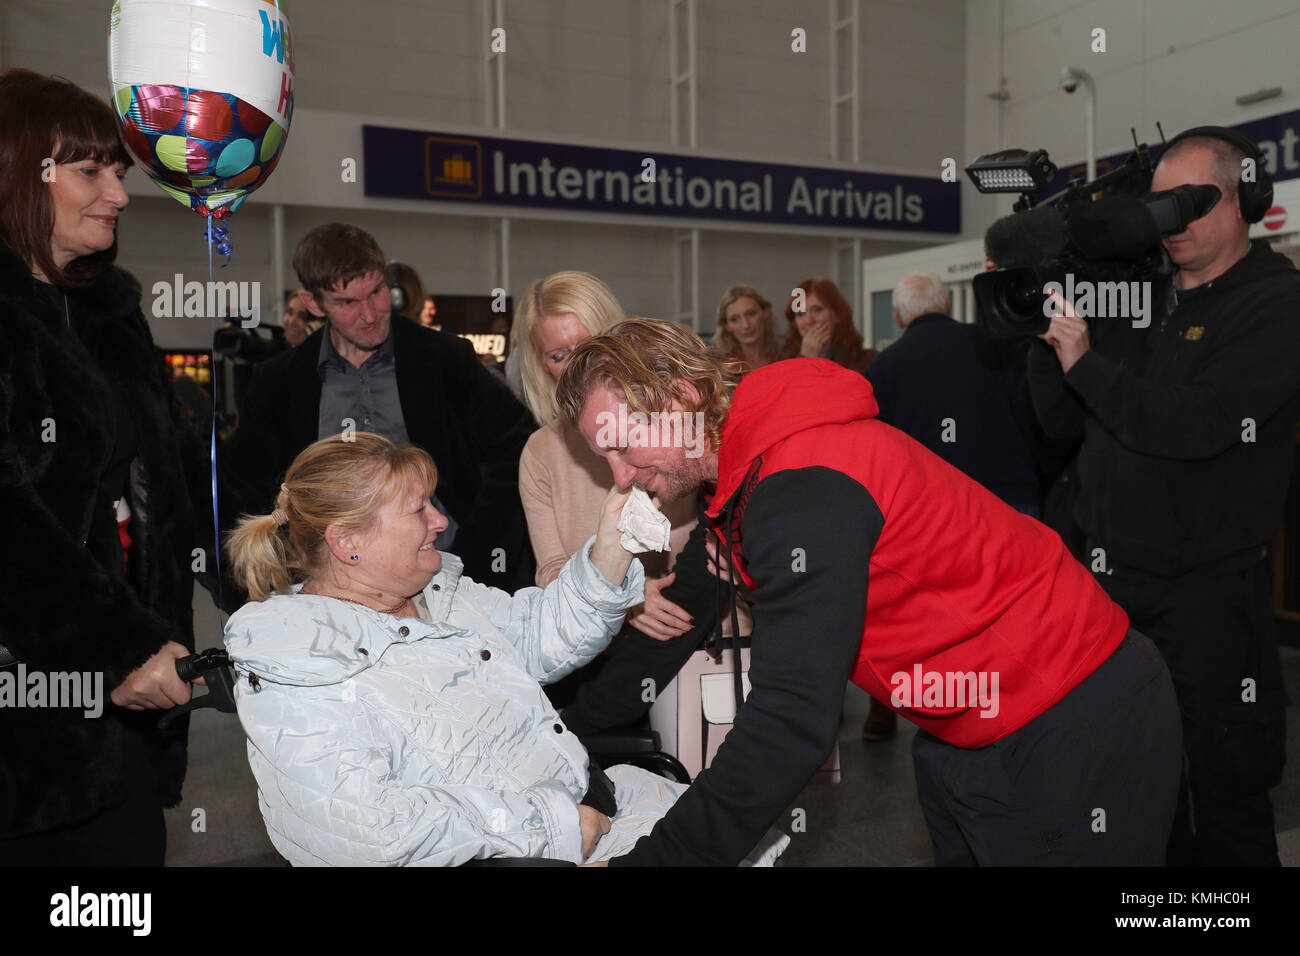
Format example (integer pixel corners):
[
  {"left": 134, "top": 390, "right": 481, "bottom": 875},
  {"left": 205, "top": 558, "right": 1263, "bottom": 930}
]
[{"left": 222, "top": 432, "right": 687, "bottom": 866}]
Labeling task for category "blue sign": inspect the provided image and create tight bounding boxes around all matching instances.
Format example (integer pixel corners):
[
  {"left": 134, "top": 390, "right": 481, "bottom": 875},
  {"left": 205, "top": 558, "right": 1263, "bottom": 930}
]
[
  {"left": 362, "top": 125, "right": 960, "bottom": 234},
  {"left": 1041, "top": 107, "right": 1300, "bottom": 196}
]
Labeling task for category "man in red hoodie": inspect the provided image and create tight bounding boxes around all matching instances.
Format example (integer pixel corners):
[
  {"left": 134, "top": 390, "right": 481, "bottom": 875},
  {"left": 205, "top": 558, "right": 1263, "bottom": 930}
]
[{"left": 556, "top": 318, "right": 1182, "bottom": 866}]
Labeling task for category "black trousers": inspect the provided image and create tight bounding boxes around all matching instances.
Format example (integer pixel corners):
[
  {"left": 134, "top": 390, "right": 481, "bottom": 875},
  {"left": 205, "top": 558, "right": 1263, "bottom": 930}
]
[
  {"left": 1096, "top": 553, "right": 1286, "bottom": 867},
  {"left": 912, "top": 629, "right": 1182, "bottom": 865}
]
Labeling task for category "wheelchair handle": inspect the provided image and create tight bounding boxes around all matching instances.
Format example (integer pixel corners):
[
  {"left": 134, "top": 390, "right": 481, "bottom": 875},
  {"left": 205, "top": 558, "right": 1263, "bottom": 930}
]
[
  {"left": 160, "top": 647, "right": 238, "bottom": 727},
  {"left": 175, "top": 654, "right": 200, "bottom": 684}
]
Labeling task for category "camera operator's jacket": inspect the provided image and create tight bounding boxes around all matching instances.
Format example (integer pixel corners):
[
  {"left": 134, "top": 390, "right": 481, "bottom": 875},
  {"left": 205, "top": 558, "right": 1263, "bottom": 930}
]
[
  {"left": 1027, "top": 240, "right": 1300, "bottom": 575},
  {"left": 223, "top": 544, "right": 645, "bottom": 866},
  {"left": 607, "top": 359, "right": 1129, "bottom": 866}
]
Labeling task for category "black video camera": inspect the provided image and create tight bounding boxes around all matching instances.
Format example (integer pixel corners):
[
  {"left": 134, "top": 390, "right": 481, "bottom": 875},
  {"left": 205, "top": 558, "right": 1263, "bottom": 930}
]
[{"left": 972, "top": 144, "right": 1221, "bottom": 339}]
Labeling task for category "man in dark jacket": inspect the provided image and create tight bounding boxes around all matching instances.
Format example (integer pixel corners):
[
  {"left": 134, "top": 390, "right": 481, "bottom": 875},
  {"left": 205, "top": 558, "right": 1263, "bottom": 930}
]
[
  {"left": 868, "top": 272, "right": 1039, "bottom": 515},
  {"left": 219, "top": 223, "right": 537, "bottom": 604},
  {"left": 555, "top": 319, "right": 1181, "bottom": 866},
  {"left": 1029, "top": 128, "right": 1300, "bottom": 866}
]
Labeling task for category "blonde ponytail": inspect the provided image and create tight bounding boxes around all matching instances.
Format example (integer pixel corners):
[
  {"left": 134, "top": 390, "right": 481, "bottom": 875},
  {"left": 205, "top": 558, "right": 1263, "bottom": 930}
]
[{"left": 227, "top": 512, "right": 293, "bottom": 602}]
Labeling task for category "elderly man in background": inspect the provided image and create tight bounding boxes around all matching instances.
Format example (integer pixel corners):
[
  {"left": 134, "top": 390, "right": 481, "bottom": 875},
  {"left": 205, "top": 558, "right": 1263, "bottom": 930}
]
[{"left": 867, "top": 273, "right": 1039, "bottom": 517}]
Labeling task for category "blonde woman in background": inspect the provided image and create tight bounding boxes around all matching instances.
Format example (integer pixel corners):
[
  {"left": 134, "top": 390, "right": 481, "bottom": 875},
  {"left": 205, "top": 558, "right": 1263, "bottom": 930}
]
[
  {"left": 513, "top": 273, "right": 696, "bottom": 640},
  {"left": 513, "top": 272, "right": 760, "bottom": 731},
  {"left": 714, "top": 284, "right": 781, "bottom": 376}
]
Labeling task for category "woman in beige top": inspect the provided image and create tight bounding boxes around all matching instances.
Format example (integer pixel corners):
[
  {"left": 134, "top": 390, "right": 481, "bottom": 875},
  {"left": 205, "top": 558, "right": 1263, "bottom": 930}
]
[{"left": 513, "top": 271, "right": 697, "bottom": 640}]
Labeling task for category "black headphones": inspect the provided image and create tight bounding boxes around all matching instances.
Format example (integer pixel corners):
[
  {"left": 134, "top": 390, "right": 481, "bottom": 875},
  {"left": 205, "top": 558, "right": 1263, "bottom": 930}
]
[
  {"left": 384, "top": 260, "right": 405, "bottom": 312},
  {"left": 1161, "top": 125, "right": 1273, "bottom": 224}
]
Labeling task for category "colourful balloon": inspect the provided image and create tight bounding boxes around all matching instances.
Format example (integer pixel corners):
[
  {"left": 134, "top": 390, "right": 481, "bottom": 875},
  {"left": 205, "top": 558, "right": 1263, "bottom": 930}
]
[{"left": 108, "top": 0, "right": 294, "bottom": 219}]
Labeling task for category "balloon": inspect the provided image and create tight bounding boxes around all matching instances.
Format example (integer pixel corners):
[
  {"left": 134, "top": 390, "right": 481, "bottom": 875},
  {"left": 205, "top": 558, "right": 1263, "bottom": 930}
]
[{"left": 108, "top": 0, "right": 294, "bottom": 220}]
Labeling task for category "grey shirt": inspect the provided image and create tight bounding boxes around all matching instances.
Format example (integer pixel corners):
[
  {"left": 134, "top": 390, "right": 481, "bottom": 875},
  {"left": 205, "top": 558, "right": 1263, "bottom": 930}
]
[
  {"left": 317, "top": 326, "right": 457, "bottom": 547},
  {"left": 317, "top": 327, "right": 409, "bottom": 442}
]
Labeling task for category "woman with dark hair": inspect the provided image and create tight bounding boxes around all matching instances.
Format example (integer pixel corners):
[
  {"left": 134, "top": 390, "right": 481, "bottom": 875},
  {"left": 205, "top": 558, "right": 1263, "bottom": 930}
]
[
  {"left": 283, "top": 289, "right": 324, "bottom": 346},
  {"left": 0, "top": 68, "right": 198, "bottom": 865},
  {"left": 783, "top": 276, "right": 876, "bottom": 374}
]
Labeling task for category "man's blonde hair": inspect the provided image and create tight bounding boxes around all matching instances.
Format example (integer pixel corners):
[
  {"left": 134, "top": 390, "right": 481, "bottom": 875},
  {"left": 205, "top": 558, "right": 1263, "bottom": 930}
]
[
  {"left": 556, "top": 318, "right": 739, "bottom": 449},
  {"left": 510, "top": 271, "right": 625, "bottom": 425}
]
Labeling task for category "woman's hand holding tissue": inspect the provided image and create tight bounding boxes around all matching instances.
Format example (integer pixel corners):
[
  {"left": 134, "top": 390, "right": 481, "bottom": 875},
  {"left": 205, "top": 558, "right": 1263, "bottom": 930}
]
[{"left": 590, "top": 485, "right": 636, "bottom": 586}]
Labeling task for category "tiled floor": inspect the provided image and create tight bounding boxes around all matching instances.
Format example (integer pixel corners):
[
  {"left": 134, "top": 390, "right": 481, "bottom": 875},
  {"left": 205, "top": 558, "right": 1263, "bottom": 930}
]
[
  {"left": 166, "top": 591, "right": 1300, "bottom": 866},
  {"left": 778, "top": 682, "right": 934, "bottom": 867}
]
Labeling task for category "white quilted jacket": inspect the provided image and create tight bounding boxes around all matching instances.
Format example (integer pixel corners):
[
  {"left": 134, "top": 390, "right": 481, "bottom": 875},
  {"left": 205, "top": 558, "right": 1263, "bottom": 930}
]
[{"left": 223, "top": 539, "right": 645, "bottom": 866}]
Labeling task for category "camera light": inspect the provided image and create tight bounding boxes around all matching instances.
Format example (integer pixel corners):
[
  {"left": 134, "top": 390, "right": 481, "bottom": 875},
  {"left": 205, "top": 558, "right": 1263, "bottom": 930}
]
[{"left": 965, "top": 149, "right": 1057, "bottom": 194}]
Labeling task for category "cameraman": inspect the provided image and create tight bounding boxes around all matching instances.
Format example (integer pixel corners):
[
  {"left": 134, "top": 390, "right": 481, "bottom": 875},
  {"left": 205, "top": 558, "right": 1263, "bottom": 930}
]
[{"left": 1028, "top": 128, "right": 1300, "bottom": 866}]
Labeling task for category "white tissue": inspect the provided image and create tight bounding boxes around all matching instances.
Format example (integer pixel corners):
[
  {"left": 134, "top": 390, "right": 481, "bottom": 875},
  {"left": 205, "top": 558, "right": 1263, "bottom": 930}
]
[{"left": 617, "top": 486, "right": 672, "bottom": 553}]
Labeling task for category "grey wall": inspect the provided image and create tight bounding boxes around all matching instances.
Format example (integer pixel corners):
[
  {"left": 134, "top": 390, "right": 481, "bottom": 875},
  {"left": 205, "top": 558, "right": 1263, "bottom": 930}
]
[
  {"left": 1, "top": 0, "right": 963, "bottom": 346},
  {"left": 963, "top": 0, "right": 1300, "bottom": 235}
]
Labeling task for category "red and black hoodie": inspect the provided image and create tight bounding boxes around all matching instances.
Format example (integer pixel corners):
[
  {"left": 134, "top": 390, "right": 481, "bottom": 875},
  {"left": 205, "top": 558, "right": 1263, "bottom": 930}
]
[{"left": 604, "top": 357, "right": 1129, "bottom": 866}]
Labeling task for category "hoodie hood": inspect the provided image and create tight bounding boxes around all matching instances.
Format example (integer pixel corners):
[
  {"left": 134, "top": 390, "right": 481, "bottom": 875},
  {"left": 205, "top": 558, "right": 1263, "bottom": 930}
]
[
  {"left": 1195, "top": 239, "right": 1299, "bottom": 294},
  {"left": 1166, "top": 239, "right": 1299, "bottom": 309},
  {"left": 706, "top": 358, "right": 879, "bottom": 518}
]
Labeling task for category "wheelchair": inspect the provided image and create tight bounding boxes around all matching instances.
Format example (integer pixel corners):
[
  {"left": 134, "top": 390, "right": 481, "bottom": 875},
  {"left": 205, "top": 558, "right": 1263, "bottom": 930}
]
[{"left": 164, "top": 648, "right": 691, "bottom": 866}]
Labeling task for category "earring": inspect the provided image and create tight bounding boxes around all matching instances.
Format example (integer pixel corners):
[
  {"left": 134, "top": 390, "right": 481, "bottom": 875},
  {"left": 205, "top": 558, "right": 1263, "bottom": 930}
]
[{"left": 351, "top": 554, "right": 360, "bottom": 562}]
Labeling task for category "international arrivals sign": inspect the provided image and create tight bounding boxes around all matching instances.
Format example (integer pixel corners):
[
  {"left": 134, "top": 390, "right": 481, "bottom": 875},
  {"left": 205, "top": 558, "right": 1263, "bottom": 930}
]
[{"left": 362, "top": 125, "right": 960, "bottom": 234}]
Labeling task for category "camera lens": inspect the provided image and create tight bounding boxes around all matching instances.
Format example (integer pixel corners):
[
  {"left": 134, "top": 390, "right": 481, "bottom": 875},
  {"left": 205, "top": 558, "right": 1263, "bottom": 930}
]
[
  {"left": 1003, "top": 271, "right": 1043, "bottom": 319},
  {"left": 995, "top": 271, "right": 1049, "bottom": 334},
  {"left": 973, "top": 267, "right": 1052, "bottom": 339}
]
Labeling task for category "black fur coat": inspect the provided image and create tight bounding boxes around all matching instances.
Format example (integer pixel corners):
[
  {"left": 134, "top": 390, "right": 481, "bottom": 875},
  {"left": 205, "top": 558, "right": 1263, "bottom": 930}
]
[{"left": 0, "top": 242, "right": 197, "bottom": 838}]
